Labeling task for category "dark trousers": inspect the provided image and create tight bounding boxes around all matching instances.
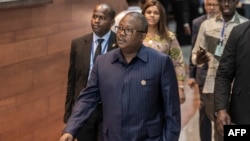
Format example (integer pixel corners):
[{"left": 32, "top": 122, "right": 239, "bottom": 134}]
[
  {"left": 76, "top": 103, "right": 103, "bottom": 141},
  {"left": 199, "top": 85, "right": 212, "bottom": 141}
]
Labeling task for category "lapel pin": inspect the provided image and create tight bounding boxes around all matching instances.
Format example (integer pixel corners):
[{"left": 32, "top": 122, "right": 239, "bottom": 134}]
[
  {"left": 141, "top": 80, "right": 146, "bottom": 86},
  {"left": 112, "top": 43, "right": 117, "bottom": 47}
]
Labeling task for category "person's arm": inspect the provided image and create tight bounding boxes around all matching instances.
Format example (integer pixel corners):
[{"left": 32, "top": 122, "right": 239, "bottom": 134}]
[
  {"left": 161, "top": 56, "right": 181, "bottom": 141},
  {"left": 191, "top": 21, "right": 207, "bottom": 66},
  {"left": 168, "top": 34, "right": 186, "bottom": 104},
  {"left": 214, "top": 27, "right": 238, "bottom": 135},
  {"left": 216, "top": 109, "right": 231, "bottom": 136},
  {"left": 64, "top": 41, "right": 76, "bottom": 123},
  {"left": 62, "top": 59, "right": 101, "bottom": 138},
  {"left": 59, "top": 133, "right": 74, "bottom": 141}
]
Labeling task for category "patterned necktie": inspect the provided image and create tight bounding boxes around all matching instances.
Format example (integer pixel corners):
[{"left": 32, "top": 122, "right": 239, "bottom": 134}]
[{"left": 94, "top": 39, "right": 104, "bottom": 62}]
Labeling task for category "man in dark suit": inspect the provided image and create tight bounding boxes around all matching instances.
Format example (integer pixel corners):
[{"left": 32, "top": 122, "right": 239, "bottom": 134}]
[
  {"left": 172, "top": 0, "right": 205, "bottom": 46},
  {"left": 63, "top": 3, "right": 117, "bottom": 141},
  {"left": 188, "top": 0, "right": 220, "bottom": 141},
  {"left": 191, "top": 0, "right": 248, "bottom": 140},
  {"left": 214, "top": 21, "right": 250, "bottom": 135},
  {"left": 59, "top": 12, "right": 181, "bottom": 141}
]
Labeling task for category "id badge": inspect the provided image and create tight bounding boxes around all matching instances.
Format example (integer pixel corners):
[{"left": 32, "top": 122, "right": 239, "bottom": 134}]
[{"left": 214, "top": 44, "right": 224, "bottom": 57}]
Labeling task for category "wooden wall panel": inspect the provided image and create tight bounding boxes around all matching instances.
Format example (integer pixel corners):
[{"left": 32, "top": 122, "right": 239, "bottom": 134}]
[
  {"left": 0, "top": 32, "right": 14, "bottom": 45},
  {"left": 0, "top": 0, "right": 127, "bottom": 140},
  {"left": 0, "top": 9, "right": 32, "bottom": 33},
  {"left": 31, "top": 4, "right": 72, "bottom": 27},
  {"left": 0, "top": 98, "right": 49, "bottom": 133},
  {"left": 0, "top": 70, "right": 33, "bottom": 98},
  {"left": 15, "top": 25, "right": 60, "bottom": 41},
  {"left": 0, "top": 37, "right": 48, "bottom": 67},
  {"left": 0, "top": 96, "right": 15, "bottom": 111},
  {"left": 47, "top": 29, "right": 84, "bottom": 54},
  {"left": 16, "top": 82, "right": 66, "bottom": 108},
  {"left": 32, "top": 53, "right": 68, "bottom": 88}
]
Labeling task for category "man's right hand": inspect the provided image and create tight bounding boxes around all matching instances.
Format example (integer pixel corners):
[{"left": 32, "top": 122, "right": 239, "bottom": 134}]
[
  {"left": 216, "top": 109, "right": 231, "bottom": 136},
  {"left": 188, "top": 78, "right": 196, "bottom": 88},
  {"left": 196, "top": 48, "right": 209, "bottom": 65},
  {"left": 59, "top": 133, "right": 74, "bottom": 141}
]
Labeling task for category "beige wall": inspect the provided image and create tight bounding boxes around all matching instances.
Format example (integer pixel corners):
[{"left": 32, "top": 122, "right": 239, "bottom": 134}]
[{"left": 0, "top": 0, "right": 126, "bottom": 140}]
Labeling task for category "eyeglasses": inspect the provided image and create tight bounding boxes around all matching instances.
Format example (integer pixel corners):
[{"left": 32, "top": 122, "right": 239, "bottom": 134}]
[
  {"left": 218, "top": 0, "right": 237, "bottom": 4},
  {"left": 115, "top": 26, "right": 145, "bottom": 35}
]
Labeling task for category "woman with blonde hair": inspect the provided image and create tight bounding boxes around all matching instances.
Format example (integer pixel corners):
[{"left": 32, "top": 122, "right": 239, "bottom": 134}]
[{"left": 142, "top": 0, "right": 186, "bottom": 104}]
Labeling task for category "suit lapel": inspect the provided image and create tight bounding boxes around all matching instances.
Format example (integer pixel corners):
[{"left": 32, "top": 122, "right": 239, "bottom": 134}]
[
  {"left": 82, "top": 34, "right": 93, "bottom": 77},
  {"left": 81, "top": 32, "right": 116, "bottom": 67},
  {"left": 81, "top": 32, "right": 117, "bottom": 70}
]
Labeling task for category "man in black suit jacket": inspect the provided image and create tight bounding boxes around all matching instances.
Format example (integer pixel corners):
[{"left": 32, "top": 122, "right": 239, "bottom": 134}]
[
  {"left": 63, "top": 3, "right": 117, "bottom": 141},
  {"left": 215, "top": 21, "right": 250, "bottom": 135}
]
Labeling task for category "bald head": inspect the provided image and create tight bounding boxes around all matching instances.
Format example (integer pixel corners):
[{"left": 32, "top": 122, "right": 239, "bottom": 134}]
[{"left": 94, "top": 3, "right": 116, "bottom": 20}]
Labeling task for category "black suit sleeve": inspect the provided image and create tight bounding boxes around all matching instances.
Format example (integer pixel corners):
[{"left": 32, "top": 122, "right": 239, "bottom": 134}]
[
  {"left": 214, "top": 27, "right": 238, "bottom": 112},
  {"left": 64, "top": 40, "right": 76, "bottom": 123}
]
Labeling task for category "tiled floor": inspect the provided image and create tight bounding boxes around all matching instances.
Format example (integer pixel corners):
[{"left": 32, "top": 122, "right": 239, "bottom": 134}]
[
  {"left": 179, "top": 78, "right": 201, "bottom": 141},
  {"left": 179, "top": 110, "right": 200, "bottom": 141}
]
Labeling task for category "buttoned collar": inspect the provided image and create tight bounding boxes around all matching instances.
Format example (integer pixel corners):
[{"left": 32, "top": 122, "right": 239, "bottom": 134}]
[{"left": 112, "top": 45, "right": 148, "bottom": 64}]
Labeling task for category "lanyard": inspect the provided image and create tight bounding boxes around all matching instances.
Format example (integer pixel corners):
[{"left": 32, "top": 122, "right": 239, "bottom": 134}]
[{"left": 219, "top": 21, "right": 226, "bottom": 46}]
